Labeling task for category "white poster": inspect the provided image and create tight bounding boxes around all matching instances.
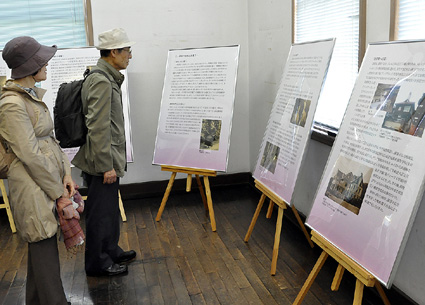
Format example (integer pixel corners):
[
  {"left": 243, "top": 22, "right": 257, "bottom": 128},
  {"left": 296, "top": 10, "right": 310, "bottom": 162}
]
[
  {"left": 252, "top": 39, "right": 335, "bottom": 204},
  {"left": 153, "top": 46, "right": 240, "bottom": 172},
  {"left": 0, "top": 47, "right": 134, "bottom": 163},
  {"left": 307, "top": 40, "right": 425, "bottom": 287}
]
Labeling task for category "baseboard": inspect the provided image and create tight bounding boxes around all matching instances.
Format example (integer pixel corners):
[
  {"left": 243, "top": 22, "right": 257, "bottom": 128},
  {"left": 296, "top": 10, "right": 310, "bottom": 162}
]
[
  {"left": 116, "top": 171, "right": 253, "bottom": 200},
  {"left": 75, "top": 172, "right": 304, "bottom": 226}
]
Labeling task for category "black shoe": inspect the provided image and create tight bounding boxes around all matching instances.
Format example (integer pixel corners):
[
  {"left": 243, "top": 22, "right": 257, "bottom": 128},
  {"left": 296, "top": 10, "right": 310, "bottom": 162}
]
[
  {"left": 116, "top": 250, "right": 136, "bottom": 264},
  {"left": 86, "top": 263, "right": 128, "bottom": 277}
]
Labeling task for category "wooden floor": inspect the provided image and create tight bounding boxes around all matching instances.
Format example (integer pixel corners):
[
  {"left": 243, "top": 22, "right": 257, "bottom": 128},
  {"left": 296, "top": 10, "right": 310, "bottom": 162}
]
[{"left": 0, "top": 184, "right": 416, "bottom": 305}]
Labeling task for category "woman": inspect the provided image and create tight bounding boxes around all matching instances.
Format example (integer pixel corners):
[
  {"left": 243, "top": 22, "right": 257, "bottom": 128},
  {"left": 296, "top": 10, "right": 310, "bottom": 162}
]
[{"left": 0, "top": 36, "right": 75, "bottom": 305}]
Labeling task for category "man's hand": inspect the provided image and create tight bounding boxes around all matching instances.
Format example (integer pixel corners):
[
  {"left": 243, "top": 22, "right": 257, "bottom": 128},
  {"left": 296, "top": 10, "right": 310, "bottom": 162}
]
[{"left": 103, "top": 169, "right": 117, "bottom": 184}]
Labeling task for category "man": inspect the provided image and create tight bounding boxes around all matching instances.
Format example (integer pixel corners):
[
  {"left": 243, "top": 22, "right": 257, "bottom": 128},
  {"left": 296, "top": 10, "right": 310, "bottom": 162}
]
[{"left": 72, "top": 28, "right": 136, "bottom": 276}]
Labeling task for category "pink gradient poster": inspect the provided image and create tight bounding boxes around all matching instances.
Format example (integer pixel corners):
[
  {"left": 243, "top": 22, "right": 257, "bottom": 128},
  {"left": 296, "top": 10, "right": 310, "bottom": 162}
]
[
  {"left": 253, "top": 39, "right": 335, "bottom": 204},
  {"left": 153, "top": 46, "right": 240, "bottom": 172},
  {"left": 307, "top": 40, "right": 425, "bottom": 287}
]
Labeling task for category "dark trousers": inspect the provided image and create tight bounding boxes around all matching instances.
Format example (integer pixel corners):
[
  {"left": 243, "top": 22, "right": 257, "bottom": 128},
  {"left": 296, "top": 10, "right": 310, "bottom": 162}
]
[
  {"left": 83, "top": 173, "right": 123, "bottom": 274},
  {"left": 26, "top": 235, "right": 68, "bottom": 305}
]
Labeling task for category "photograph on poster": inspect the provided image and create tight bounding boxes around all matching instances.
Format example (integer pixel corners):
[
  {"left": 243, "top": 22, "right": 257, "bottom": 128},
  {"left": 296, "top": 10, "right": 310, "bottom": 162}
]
[
  {"left": 260, "top": 141, "right": 280, "bottom": 174},
  {"left": 325, "top": 155, "right": 372, "bottom": 215},
  {"left": 370, "top": 83, "right": 400, "bottom": 112},
  {"left": 405, "top": 93, "right": 425, "bottom": 137},
  {"left": 369, "top": 81, "right": 425, "bottom": 138},
  {"left": 380, "top": 93, "right": 425, "bottom": 138},
  {"left": 290, "top": 98, "right": 311, "bottom": 127},
  {"left": 200, "top": 119, "right": 222, "bottom": 150}
]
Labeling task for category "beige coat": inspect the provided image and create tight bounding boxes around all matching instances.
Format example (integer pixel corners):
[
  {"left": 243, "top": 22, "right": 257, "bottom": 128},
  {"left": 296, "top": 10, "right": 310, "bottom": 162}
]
[{"left": 0, "top": 81, "right": 71, "bottom": 243}]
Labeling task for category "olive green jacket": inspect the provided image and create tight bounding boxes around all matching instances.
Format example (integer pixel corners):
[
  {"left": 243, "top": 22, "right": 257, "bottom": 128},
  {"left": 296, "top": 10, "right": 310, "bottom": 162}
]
[{"left": 72, "top": 59, "right": 127, "bottom": 177}]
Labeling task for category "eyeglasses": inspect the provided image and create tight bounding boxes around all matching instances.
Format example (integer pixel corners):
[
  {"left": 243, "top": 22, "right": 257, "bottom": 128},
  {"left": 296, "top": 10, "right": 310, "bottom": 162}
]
[{"left": 122, "top": 47, "right": 132, "bottom": 55}]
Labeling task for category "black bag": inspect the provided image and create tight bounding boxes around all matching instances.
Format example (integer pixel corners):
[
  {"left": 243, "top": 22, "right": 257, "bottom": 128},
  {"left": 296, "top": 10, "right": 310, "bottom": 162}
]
[{"left": 54, "top": 69, "right": 109, "bottom": 148}]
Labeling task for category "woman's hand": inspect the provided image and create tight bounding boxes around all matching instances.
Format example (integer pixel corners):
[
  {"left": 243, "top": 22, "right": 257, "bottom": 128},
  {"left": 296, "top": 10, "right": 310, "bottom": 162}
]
[{"left": 62, "top": 175, "right": 76, "bottom": 198}]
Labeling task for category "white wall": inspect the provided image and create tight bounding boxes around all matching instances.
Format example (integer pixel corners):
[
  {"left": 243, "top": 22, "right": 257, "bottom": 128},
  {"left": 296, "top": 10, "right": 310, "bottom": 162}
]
[
  {"left": 88, "top": 0, "right": 251, "bottom": 185},
  {"left": 247, "top": 0, "right": 293, "bottom": 171},
  {"left": 88, "top": 0, "right": 424, "bottom": 303}
]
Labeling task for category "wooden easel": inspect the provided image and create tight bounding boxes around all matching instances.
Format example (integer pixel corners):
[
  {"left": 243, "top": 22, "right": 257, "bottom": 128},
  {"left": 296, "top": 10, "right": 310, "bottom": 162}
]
[
  {"left": 117, "top": 190, "right": 126, "bottom": 222},
  {"left": 0, "top": 179, "right": 16, "bottom": 233},
  {"left": 82, "top": 190, "right": 127, "bottom": 222},
  {"left": 293, "top": 230, "right": 390, "bottom": 305},
  {"left": 244, "top": 179, "right": 314, "bottom": 275},
  {"left": 155, "top": 165, "right": 217, "bottom": 231}
]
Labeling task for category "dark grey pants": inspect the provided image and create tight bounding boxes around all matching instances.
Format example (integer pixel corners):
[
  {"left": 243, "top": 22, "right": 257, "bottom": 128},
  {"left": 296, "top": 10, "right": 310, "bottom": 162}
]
[
  {"left": 83, "top": 173, "right": 123, "bottom": 275},
  {"left": 26, "top": 235, "right": 68, "bottom": 305}
]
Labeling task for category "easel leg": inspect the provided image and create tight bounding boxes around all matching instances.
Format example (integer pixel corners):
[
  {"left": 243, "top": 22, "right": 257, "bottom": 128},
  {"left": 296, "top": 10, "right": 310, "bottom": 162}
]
[
  {"left": 0, "top": 180, "right": 16, "bottom": 233},
  {"left": 266, "top": 200, "right": 274, "bottom": 219},
  {"left": 244, "top": 194, "right": 266, "bottom": 242},
  {"left": 186, "top": 174, "right": 192, "bottom": 192},
  {"left": 271, "top": 206, "right": 284, "bottom": 275},
  {"left": 118, "top": 190, "right": 127, "bottom": 222},
  {"left": 353, "top": 279, "right": 364, "bottom": 305},
  {"left": 156, "top": 172, "right": 177, "bottom": 222},
  {"left": 331, "top": 264, "right": 345, "bottom": 291},
  {"left": 203, "top": 176, "right": 216, "bottom": 232},
  {"left": 293, "top": 251, "right": 329, "bottom": 305},
  {"left": 196, "top": 174, "right": 208, "bottom": 211},
  {"left": 291, "top": 205, "right": 314, "bottom": 248},
  {"left": 375, "top": 282, "right": 391, "bottom": 305}
]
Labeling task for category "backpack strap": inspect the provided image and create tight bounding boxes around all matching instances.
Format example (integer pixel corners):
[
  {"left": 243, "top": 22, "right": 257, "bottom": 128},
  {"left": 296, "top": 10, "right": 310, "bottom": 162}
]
[{"left": 83, "top": 68, "right": 112, "bottom": 83}]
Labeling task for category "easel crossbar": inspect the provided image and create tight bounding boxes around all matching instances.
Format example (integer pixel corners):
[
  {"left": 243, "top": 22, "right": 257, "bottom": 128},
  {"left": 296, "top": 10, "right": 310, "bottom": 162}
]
[
  {"left": 254, "top": 180, "right": 313, "bottom": 249},
  {"left": 254, "top": 181, "right": 287, "bottom": 209},
  {"left": 156, "top": 166, "right": 218, "bottom": 232},
  {"left": 161, "top": 165, "right": 217, "bottom": 177},
  {"left": 294, "top": 231, "right": 390, "bottom": 305},
  {"left": 311, "top": 231, "right": 375, "bottom": 287}
]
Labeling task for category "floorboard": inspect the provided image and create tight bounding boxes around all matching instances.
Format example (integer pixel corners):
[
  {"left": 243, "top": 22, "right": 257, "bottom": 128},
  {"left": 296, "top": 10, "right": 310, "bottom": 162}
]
[{"left": 0, "top": 184, "right": 417, "bottom": 305}]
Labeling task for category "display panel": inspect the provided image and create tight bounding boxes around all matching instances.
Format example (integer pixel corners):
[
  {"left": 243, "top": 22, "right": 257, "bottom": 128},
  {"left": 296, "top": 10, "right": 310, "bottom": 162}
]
[
  {"left": 153, "top": 46, "right": 240, "bottom": 172},
  {"left": 307, "top": 40, "right": 425, "bottom": 287},
  {"left": 253, "top": 39, "right": 335, "bottom": 204}
]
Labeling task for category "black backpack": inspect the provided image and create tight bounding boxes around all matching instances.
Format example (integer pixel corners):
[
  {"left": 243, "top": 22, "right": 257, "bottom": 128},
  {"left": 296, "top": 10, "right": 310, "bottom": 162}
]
[{"left": 54, "top": 69, "right": 109, "bottom": 148}]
